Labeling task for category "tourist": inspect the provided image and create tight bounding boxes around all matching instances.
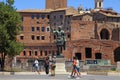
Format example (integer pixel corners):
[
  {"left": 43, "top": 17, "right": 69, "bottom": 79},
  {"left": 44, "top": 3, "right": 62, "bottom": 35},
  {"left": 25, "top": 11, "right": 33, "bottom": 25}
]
[
  {"left": 44, "top": 56, "right": 50, "bottom": 75},
  {"left": 68, "top": 57, "right": 80, "bottom": 79},
  {"left": 70, "top": 57, "right": 77, "bottom": 77},
  {"left": 34, "top": 59, "right": 40, "bottom": 74},
  {"left": 50, "top": 56, "right": 56, "bottom": 76},
  {"left": 76, "top": 58, "right": 81, "bottom": 79}
]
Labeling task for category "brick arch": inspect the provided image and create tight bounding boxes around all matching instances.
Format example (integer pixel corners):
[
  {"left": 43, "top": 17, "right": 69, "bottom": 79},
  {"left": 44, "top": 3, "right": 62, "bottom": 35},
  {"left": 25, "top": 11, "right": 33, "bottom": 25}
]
[
  {"left": 97, "top": 24, "right": 113, "bottom": 40},
  {"left": 100, "top": 28, "right": 110, "bottom": 40},
  {"left": 114, "top": 47, "right": 120, "bottom": 62}
]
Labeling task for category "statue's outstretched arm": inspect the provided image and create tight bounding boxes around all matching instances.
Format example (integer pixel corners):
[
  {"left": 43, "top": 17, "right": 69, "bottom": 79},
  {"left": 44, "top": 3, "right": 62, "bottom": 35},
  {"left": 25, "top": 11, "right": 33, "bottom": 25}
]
[
  {"left": 50, "top": 27, "right": 55, "bottom": 33},
  {"left": 50, "top": 27, "right": 56, "bottom": 34},
  {"left": 50, "top": 27, "right": 53, "bottom": 33}
]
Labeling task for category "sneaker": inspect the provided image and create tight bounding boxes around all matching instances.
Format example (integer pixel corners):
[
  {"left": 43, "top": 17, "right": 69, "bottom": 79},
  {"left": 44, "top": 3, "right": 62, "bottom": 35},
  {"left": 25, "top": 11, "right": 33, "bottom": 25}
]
[
  {"left": 67, "top": 75, "right": 71, "bottom": 79},
  {"left": 68, "top": 75, "right": 75, "bottom": 79}
]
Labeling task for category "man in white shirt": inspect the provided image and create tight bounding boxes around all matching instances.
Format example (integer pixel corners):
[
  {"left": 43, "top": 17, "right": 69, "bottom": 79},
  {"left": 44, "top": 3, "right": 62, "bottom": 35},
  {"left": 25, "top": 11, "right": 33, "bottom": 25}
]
[
  {"left": 76, "top": 59, "right": 81, "bottom": 79},
  {"left": 34, "top": 59, "right": 40, "bottom": 74}
]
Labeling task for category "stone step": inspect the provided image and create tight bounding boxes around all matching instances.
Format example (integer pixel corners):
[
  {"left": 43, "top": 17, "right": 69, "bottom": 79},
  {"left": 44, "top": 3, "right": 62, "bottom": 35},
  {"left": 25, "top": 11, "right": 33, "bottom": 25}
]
[
  {"left": 55, "top": 57, "right": 66, "bottom": 72},
  {"left": 56, "top": 62, "right": 66, "bottom": 72}
]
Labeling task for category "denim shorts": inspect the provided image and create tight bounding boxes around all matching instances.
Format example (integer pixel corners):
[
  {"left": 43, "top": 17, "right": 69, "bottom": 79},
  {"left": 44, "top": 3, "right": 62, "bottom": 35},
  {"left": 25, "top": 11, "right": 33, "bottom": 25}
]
[{"left": 76, "top": 67, "right": 80, "bottom": 72}]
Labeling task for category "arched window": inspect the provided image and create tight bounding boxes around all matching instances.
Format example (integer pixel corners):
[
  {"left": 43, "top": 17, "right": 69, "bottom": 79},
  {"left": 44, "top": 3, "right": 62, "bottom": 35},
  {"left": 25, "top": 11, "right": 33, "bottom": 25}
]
[
  {"left": 35, "top": 51, "right": 38, "bottom": 56},
  {"left": 99, "top": 2, "right": 102, "bottom": 7},
  {"left": 100, "top": 29, "right": 110, "bottom": 40},
  {"left": 23, "top": 51, "right": 26, "bottom": 56},
  {"left": 29, "top": 51, "right": 32, "bottom": 56},
  {"left": 114, "top": 47, "right": 120, "bottom": 62}
]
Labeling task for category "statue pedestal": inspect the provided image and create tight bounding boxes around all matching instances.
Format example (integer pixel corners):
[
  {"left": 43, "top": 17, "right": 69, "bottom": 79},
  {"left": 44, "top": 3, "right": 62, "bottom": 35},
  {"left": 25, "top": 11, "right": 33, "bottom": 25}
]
[{"left": 55, "top": 57, "right": 66, "bottom": 74}]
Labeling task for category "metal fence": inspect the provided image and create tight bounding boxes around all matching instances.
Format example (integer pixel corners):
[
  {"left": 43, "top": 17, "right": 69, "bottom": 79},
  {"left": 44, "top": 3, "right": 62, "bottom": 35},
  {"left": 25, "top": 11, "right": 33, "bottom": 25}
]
[
  {"left": 7, "top": 60, "right": 45, "bottom": 72},
  {"left": 6, "top": 59, "right": 116, "bottom": 72}
]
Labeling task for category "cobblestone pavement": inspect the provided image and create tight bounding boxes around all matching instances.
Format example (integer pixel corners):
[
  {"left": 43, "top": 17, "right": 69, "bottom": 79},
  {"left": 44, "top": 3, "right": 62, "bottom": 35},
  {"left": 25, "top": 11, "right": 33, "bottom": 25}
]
[{"left": 0, "top": 74, "right": 120, "bottom": 80}]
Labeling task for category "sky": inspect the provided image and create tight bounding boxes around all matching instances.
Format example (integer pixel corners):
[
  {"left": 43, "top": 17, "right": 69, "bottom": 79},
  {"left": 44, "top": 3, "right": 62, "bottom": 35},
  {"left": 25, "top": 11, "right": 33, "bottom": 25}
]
[{"left": 1, "top": 0, "right": 120, "bottom": 13}]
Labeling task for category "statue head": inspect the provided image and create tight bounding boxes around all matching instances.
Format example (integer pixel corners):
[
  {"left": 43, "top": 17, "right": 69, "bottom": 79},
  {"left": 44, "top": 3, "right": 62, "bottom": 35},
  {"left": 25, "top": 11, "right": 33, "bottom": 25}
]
[{"left": 58, "top": 26, "right": 62, "bottom": 31}]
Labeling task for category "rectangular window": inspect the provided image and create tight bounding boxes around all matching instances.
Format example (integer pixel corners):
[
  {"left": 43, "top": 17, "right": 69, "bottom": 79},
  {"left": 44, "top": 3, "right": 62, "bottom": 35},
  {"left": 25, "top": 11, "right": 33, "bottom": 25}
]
[
  {"left": 47, "top": 15, "right": 50, "bottom": 19},
  {"left": 36, "top": 27, "right": 40, "bottom": 32},
  {"left": 40, "top": 50, "right": 42, "bottom": 56},
  {"left": 99, "top": 2, "right": 102, "bottom": 7},
  {"left": 35, "top": 51, "right": 38, "bottom": 56},
  {"left": 41, "top": 27, "right": 45, "bottom": 32},
  {"left": 46, "top": 28, "right": 50, "bottom": 32},
  {"left": 31, "top": 14, "right": 34, "bottom": 19},
  {"left": 31, "top": 27, "right": 34, "bottom": 31},
  {"left": 36, "top": 36, "right": 40, "bottom": 40},
  {"left": 85, "top": 48, "right": 92, "bottom": 58},
  {"left": 41, "top": 36, "right": 45, "bottom": 40},
  {"left": 31, "top": 35, "right": 35, "bottom": 40},
  {"left": 67, "top": 34, "right": 70, "bottom": 38},
  {"left": 41, "top": 14, "right": 45, "bottom": 19},
  {"left": 36, "top": 14, "right": 40, "bottom": 19},
  {"left": 29, "top": 51, "right": 32, "bottom": 56}
]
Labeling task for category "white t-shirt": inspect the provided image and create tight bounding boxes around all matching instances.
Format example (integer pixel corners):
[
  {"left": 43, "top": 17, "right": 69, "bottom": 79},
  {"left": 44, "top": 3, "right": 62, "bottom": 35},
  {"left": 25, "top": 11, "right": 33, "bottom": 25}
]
[
  {"left": 76, "top": 59, "right": 80, "bottom": 68},
  {"left": 34, "top": 60, "right": 39, "bottom": 67}
]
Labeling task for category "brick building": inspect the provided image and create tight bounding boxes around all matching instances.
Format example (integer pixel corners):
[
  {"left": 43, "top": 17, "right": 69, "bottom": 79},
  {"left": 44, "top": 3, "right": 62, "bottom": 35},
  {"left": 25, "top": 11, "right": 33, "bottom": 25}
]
[
  {"left": 46, "top": 0, "right": 67, "bottom": 10},
  {"left": 14, "top": 0, "right": 120, "bottom": 65}
]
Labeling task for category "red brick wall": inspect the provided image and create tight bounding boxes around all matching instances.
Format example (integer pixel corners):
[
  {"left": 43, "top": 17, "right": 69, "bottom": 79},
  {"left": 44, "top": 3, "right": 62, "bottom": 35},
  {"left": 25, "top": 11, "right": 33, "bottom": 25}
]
[
  {"left": 18, "top": 13, "right": 51, "bottom": 43},
  {"left": 46, "top": 0, "right": 67, "bottom": 9},
  {"left": 71, "top": 20, "right": 95, "bottom": 40}
]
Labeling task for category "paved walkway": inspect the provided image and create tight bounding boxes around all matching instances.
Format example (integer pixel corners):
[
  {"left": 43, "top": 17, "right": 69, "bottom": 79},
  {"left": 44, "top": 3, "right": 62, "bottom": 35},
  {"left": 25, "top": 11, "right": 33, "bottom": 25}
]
[
  {"left": 1, "top": 71, "right": 120, "bottom": 80},
  {"left": 0, "top": 74, "right": 120, "bottom": 80},
  {"left": 0, "top": 71, "right": 87, "bottom": 75}
]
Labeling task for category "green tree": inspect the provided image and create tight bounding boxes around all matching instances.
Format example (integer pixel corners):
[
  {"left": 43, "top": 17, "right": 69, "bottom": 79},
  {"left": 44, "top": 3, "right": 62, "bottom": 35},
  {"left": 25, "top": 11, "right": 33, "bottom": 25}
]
[{"left": 0, "top": 0, "right": 24, "bottom": 71}]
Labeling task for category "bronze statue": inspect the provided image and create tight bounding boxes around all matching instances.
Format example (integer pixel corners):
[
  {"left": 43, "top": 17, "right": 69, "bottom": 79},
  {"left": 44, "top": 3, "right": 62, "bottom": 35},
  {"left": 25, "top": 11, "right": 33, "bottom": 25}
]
[{"left": 51, "top": 26, "right": 66, "bottom": 55}]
